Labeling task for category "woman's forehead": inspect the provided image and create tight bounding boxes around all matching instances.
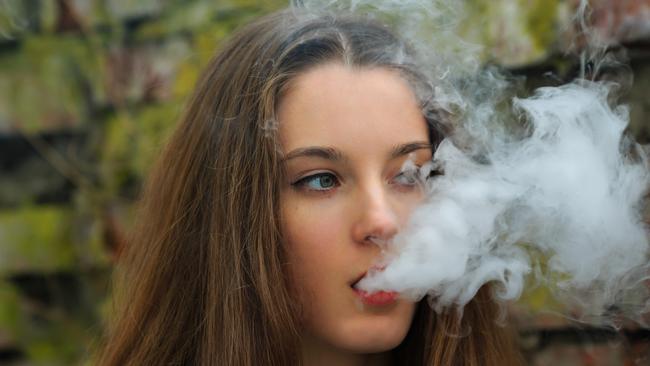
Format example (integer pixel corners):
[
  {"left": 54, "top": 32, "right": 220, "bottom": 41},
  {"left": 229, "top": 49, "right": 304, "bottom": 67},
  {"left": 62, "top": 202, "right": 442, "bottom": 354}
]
[{"left": 277, "top": 63, "right": 428, "bottom": 154}]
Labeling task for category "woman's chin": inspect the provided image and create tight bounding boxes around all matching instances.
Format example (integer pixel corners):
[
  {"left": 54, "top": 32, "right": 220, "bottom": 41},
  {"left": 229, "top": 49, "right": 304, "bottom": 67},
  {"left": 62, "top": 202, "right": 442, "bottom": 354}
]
[
  {"left": 334, "top": 306, "right": 415, "bottom": 353},
  {"left": 337, "top": 332, "right": 407, "bottom": 354}
]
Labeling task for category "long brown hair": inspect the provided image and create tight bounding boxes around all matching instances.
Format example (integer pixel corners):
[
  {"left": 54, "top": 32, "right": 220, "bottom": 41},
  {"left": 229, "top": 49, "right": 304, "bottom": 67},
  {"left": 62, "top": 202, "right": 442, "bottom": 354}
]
[{"left": 96, "top": 8, "right": 522, "bottom": 366}]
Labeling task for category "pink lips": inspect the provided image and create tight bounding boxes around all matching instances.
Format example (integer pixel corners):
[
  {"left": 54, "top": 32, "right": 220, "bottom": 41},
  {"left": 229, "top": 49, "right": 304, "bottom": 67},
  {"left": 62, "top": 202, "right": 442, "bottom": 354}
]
[
  {"left": 351, "top": 265, "right": 398, "bottom": 306},
  {"left": 353, "top": 288, "right": 399, "bottom": 306}
]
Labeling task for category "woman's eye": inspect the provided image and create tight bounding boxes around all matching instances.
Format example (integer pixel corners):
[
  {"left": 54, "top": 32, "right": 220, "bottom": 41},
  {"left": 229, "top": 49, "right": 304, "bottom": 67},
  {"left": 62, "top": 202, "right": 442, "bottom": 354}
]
[
  {"left": 393, "top": 171, "right": 419, "bottom": 187},
  {"left": 293, "top": 173, "right": 339, "bottom": 191},
  {"left": 393, "top": 163, "right": 444, "bottom": 188}
]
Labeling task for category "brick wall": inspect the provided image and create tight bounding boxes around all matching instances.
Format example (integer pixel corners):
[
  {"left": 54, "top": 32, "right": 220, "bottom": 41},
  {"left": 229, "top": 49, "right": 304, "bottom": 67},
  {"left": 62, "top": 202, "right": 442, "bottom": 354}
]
[{"left": 0, "top": 1, "right": 648, "bottom": 364}]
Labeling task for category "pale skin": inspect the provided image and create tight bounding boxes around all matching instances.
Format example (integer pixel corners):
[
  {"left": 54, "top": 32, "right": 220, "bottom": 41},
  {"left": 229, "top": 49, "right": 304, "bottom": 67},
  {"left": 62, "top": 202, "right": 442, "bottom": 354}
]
[{"left": 278, "top": 63, "right": 433, "bottom": 366}]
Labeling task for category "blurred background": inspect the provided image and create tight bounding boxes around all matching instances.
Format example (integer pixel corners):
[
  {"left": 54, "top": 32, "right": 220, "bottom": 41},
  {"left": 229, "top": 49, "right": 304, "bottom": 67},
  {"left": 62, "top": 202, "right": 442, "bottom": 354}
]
[{"left": 0, "top": 0, "right": 648, "bottom": 365}]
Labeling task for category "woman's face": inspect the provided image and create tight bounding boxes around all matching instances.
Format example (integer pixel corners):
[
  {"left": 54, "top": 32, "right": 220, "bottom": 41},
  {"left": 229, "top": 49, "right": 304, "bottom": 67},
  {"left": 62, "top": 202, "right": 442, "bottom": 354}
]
[{"left": 278, "top": 63, "right": 432, "bottom": 358}]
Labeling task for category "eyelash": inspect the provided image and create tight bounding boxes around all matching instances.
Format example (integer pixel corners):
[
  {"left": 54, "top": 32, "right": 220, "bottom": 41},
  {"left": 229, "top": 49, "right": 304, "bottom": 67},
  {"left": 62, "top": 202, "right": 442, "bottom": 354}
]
[
  {"left": 292, "top": 172, "right": 340, "bottom": 192},
  {"left": 392, "top": 171, "right": 419, "bottom": 188},
  {"left": 291, "top": 168, "right": 444, "bottom": 193}
]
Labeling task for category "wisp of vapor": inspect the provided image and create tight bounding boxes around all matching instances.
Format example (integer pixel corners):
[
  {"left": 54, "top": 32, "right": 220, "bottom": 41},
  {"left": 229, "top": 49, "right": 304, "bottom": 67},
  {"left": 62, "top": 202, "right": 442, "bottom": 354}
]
[{"left": 295, "top": 0, "right": 650, "bottom": 325}]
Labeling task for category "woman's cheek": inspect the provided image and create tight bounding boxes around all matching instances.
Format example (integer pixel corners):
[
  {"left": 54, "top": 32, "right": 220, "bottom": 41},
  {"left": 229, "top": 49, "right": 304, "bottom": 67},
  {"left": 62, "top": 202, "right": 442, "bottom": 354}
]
[
  {"left": 282, "top": 193, "right": 346, "bottom": 259},
  {"left": 285, "top": 192, "right": 345, "bottom": 233},
  {"left": 390, "top": 187, "right": 427, "bottom": 226}
]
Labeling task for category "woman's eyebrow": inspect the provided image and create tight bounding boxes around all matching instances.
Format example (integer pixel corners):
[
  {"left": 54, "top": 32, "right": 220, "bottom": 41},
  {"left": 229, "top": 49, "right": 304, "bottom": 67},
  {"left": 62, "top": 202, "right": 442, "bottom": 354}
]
[
  {"left": 389, "top": 141, "right": 433, "bottom": 159},
  {"left": 282, "top": 146, "right": 344, "bottom": 162},
  {"left": 282, "top": 142, "right": 431, "bottom": 162}
]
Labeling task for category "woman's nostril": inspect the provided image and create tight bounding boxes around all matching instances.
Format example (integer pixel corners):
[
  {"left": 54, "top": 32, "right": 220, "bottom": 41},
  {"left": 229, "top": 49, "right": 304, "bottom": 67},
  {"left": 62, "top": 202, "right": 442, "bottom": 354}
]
[{"left": 365, "top": 235, "right": 391, "bottom": 247}]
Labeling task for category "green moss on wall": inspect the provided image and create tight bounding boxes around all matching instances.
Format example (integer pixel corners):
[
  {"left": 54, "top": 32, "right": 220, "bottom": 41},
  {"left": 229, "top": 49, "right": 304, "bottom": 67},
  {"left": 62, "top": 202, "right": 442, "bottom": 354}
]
[
  {"left": 0, "top": 206, "right": 76, "bottom": 273},
  {"left": 0, "top": 275, "right": 108, "bottom": 366},
  {"left": 0, "top": 282, "right": 24, "bottom": 344},
  {"left": 100, "top": 101, "right": 181, "bottom": 192},
  {"left": 517, "top": 245, "right": 567, "bottom": 313},
  {"left": 0, "top": 34, "right": 105, "bottom": 133},
  {"left": 523, "top": 0, "right": 560, "bottom": 53},
  {"left": 459, "top": 0, "right": 562, "bottom": 66}
]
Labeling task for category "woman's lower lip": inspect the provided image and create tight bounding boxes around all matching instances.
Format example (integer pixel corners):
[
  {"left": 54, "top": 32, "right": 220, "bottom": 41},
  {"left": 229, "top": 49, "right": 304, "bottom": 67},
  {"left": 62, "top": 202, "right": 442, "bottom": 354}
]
[{"left": 353, "top": 288, "right": 398, "bottom": 306}]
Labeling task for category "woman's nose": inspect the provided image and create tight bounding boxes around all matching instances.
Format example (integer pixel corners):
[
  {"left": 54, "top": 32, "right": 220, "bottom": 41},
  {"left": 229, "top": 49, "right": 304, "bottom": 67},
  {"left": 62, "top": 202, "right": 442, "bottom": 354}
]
[{"left": 351, "top": 184, "right": 399, "bottom": 245}]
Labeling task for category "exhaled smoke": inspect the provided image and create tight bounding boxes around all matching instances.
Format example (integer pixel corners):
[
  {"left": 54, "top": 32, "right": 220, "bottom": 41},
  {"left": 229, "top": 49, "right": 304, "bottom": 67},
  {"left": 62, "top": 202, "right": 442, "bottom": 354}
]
[
  {"left": 293, "top": 0, "right": 650, "bottom": 325},
  {"left": 363, "top": 81, "right": 650, "bottom": 323}
]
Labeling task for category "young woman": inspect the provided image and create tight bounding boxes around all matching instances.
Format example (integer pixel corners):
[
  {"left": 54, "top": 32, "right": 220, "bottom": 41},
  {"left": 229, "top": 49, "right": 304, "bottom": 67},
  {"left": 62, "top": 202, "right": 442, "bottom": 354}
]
[{"left": 96, "top": 8, "right": 523, "bottom": 366}]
